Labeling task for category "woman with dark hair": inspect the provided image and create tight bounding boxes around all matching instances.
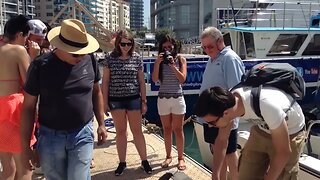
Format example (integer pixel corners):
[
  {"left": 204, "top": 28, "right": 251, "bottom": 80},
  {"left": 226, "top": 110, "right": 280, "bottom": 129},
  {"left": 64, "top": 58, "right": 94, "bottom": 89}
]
[
  {"left": 151, "top": 34, "right": 187, "bottom": 170},
  {"left": 101, "top": 29, "right": 152, "bottom": 176},
  {"left": 0, "top": 14, "right": 36, "bottom": 180}
]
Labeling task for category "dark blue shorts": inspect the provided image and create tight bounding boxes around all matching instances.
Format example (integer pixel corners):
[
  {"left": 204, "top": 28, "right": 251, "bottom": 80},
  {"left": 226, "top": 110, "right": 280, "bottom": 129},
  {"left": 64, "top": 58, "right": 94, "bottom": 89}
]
[
  {"left": 203, "top": 124, "right": 238, "bottom": 154},
  {"left": 109, "top": 98, "right": 141, "bottom": 111}
]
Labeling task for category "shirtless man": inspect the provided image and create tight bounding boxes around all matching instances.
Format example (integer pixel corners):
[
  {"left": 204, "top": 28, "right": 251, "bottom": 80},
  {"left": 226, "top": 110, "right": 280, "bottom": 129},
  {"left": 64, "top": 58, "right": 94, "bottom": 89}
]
[{"left": 0, "top": 15, "right": 37, "bottom": 180}]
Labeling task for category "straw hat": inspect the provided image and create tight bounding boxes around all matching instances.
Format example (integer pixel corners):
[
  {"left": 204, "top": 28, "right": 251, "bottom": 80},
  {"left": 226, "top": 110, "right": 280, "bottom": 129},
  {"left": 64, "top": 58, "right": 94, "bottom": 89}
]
[{"left": 47, "top": 19, "right": 99, "bottom": 54}]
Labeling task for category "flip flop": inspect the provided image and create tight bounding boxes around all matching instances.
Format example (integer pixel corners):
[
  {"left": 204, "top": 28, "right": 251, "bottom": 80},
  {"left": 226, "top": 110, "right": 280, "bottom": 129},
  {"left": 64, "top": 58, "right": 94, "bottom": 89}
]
[
  {"left": 161, "top": 156, "right": 172, "bottom": 168},
  {"left": 177, "top": 158, "right": 186, "bottom": 171}
]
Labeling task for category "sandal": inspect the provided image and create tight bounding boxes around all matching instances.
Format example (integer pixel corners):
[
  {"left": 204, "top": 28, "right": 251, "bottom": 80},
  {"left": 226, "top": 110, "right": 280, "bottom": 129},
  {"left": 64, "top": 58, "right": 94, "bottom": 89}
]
[
  {"left": 177, "top": 158, "right": 186, "bottom": 171},
  {"left": 161, "top": 156, "right": 172, "bottom": 168}
]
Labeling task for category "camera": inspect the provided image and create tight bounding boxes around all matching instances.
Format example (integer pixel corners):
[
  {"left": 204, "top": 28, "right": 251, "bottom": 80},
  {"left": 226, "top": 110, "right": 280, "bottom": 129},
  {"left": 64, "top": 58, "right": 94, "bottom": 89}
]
[{"left": 162, "top": 50, "right": 172, "bottom": 64}]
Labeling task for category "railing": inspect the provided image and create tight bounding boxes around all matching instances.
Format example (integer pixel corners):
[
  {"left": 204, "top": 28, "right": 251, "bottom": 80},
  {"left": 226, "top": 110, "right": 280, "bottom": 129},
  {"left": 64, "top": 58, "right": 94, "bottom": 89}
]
[{"left": 216, "top": 1, "right": 320, "bottom": 29}]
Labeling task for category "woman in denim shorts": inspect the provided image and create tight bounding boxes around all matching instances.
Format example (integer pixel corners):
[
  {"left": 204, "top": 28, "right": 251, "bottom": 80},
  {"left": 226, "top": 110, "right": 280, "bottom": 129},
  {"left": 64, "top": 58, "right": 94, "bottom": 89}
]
[
  {"left": 151, "top": 34, "right": 187, "bottom": 170},
  {"left": 101, "top": 30, "right": 152, "bottom": 176}
]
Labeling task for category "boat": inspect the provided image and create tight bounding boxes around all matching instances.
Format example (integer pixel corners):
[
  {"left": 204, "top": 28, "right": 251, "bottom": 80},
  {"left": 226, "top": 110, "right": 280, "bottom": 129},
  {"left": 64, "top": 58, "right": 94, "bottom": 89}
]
[
  {"left": 192, "top": 2, "right": 320, "bottom": 179},
  {"left": 142, "top": 1, "right": 320, "bottom": 178}
]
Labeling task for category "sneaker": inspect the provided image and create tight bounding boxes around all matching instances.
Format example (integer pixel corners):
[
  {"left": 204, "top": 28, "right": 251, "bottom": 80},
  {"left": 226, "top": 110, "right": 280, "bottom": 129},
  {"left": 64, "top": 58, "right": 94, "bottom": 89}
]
[
  {"left": 115, "top": 162, "right": 126, "bottom": 176},
  {"left": 141, "top": 160, "right": 152, "bottom": 174}
]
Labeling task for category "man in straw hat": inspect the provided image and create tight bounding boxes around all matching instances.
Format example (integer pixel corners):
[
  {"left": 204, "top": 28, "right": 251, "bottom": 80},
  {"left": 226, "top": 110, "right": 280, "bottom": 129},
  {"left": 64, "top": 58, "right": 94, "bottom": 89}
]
[{"left": 21, "top": 19, "right": 108, "bottom": 180}]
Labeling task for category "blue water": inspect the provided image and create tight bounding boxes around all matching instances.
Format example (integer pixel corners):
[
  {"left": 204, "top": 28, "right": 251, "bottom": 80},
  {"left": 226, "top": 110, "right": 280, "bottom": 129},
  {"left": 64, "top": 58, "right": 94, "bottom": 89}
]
[{"left": 158, "top": 122, "right": 203, "bottom": 164}]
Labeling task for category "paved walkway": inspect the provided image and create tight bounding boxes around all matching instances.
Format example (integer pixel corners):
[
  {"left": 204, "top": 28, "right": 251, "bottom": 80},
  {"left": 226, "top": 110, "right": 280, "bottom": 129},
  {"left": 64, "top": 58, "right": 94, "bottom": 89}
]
[{"left": 32, "top": 120, "right": 211, "bottom": 180}]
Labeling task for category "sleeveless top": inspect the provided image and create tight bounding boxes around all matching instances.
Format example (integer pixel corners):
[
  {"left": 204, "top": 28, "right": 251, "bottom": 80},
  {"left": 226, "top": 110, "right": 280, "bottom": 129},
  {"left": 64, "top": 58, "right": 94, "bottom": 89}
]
[{"left": 158, "top": 57, "right": 183, "bottom": 98}]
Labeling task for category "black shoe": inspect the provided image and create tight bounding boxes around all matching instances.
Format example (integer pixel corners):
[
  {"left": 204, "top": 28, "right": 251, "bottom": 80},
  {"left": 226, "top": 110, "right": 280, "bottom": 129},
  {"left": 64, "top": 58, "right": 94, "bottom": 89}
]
[
  {"left": 115, "top": 162, "right": 126, "bottom": 176},
  {"left": 141, "top": 160, "right": 152, "bottom": 174}
]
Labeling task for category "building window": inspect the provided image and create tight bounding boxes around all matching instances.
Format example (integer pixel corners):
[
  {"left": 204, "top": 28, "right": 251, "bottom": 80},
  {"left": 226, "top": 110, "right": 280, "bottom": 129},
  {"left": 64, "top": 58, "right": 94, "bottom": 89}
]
[
  {"left": 47, "top": 13, "right": 53, "bottom": 16},
  {"left": 180, "top": 5, "right": 190, "bottom": 25}
]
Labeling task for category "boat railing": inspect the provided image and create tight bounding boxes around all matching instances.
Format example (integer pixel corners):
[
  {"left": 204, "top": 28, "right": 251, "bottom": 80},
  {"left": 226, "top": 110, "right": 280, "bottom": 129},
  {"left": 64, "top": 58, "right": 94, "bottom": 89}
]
[{"left": 216, "top": 1, "right": 320, "bottom": 29}]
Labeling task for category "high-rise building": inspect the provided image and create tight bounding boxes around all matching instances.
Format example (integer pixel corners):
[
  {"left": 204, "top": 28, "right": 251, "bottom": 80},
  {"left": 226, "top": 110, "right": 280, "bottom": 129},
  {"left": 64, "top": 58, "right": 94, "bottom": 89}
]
[
  {"left": 127, "top": 0, "right": 143, "bottom": 30},
  {"left": 150, "top": 0, "right": 243, "bottom": 40},
  {"left": 33, "top": 0, "right": 129, "bottom": 32},
  {"left": 0, "top": 0, "right": 35, "bottom": 33}
]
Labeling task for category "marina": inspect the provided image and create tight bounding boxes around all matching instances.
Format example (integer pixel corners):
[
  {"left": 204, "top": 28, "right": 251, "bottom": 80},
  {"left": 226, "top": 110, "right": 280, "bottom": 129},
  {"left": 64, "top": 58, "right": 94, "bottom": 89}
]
[{"left": 2, "top": 0, "right": 320, "bottom": 179}]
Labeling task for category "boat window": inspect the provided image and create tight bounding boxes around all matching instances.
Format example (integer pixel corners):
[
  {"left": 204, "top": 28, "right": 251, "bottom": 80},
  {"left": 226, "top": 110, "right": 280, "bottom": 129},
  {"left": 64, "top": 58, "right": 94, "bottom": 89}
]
[
  {"left": 243, "top": 32, "right": 255, "bottom": 58},
  {"left": 239, "top": 32, "right": 247, "bottom": 59},
  {"left": 302, "top": 34, "right": 320, "bottom": 55},
  {"left": 223, "top": 33, "right": 232, "bottom": 47},
  {"left": 267, "top": 34, "right": 307, "bottom": 56}
]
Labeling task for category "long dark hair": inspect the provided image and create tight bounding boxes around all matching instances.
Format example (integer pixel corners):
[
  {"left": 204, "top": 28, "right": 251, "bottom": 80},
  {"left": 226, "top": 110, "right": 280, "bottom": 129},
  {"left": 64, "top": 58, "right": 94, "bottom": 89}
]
[
  {"left": 158, "top": 34, "right": 179, "bottom": 82},
  {"left": 111, "top": 29, "right": 135, "bottom": 57}
]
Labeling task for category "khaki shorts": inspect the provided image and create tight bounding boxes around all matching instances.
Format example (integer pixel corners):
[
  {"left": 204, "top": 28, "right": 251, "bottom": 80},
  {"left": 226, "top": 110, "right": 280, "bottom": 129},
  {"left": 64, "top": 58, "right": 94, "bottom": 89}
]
[{"left": 238, "top": 125, "right": 306, "bottom": 180}]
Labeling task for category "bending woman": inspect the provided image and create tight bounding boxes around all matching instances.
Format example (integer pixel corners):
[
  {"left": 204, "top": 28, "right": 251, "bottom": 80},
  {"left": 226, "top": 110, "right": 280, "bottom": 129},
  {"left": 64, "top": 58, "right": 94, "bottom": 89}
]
[{"left": 151, "top": 34, "right": 187, "bottom": 170}]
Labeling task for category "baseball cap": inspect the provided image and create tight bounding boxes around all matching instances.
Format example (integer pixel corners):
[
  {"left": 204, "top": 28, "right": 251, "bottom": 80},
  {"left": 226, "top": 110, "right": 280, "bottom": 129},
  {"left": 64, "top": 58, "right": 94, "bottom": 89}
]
[{"left": 28, "top": 19, "right": 47, "bottom": 37}]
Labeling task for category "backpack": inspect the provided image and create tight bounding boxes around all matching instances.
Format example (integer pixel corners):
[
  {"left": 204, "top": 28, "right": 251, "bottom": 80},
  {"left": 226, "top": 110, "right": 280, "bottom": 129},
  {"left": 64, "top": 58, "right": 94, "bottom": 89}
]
[{"left": 233, "top": 62, "right": 306, "bottom": 119}]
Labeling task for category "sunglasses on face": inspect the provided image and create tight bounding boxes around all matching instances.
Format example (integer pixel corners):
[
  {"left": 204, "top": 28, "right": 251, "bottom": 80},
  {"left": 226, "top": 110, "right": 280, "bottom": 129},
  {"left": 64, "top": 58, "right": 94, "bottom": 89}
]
[
  {"left": 207, "top": 116, "right": 221, "bottom": 127},
  {"left": 201, "top": 45, "right": 215, "bottom": 50},
  {"left": 72, "top": 54, "right": 86, "bottom": 58},
  {"left": 120, "top": 42, "right": 133, "bottom": 47}
]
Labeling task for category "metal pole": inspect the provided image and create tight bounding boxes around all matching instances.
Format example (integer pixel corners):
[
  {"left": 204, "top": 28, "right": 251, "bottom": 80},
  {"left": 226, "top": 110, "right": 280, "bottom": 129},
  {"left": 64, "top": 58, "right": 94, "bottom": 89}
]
[
  {"left": 283, "top": 1, "right": 286, "bottom": 29},
  {"left": 229, "top": 0, "right": 237, "bottom": 27}
]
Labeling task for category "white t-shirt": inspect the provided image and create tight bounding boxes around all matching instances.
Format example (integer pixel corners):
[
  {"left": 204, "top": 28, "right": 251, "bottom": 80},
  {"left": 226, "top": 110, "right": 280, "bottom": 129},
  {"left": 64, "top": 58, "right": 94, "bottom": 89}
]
[{"left": 234, "top": 87, "right": 305, "bottom": 135}]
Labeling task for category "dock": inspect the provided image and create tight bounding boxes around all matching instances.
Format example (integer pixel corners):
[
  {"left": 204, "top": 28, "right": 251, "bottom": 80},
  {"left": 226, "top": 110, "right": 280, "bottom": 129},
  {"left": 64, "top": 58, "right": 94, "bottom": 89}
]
[{"left": 32, "top": 120, "right": 212, "bottom": 180}]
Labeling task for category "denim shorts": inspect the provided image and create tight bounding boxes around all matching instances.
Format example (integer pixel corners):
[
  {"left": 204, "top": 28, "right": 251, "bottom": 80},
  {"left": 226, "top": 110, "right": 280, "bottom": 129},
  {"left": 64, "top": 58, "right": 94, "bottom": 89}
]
[
  {"left": 109, "top": 97, "right": 141, "bottom": 111},
  {"left": 203, "top": 124, "right": 238, "bottom": 154}
]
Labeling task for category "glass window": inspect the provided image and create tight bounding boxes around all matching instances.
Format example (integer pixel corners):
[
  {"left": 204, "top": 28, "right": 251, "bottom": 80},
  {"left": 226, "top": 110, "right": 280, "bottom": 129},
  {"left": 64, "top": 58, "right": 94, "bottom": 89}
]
[
  {"left": 302, "top": 34, "right": 320, "bottom": 55},
  {"left": 267, "top": 34, "right": 307, "bottom": 56},
  {"left": 180, "top": 5, "right": 190, "bottom": 25},
  {"left": 223, "top": 33, "right": 232, "bottom": 47},
  {"left": 243, "top": 32, "right": 255, "bottom": 58}
]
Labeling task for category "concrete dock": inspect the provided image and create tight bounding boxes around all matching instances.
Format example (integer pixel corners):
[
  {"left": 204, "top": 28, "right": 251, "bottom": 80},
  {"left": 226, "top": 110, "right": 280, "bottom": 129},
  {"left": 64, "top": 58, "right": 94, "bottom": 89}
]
[{"left": 32, "top": 120, "right": 212, "bottom": 180}]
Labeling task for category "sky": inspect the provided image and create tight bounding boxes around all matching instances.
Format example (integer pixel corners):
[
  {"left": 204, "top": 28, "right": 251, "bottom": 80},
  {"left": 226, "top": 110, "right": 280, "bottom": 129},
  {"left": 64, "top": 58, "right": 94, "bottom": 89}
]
[{"left": 144, "top": 0, "right": 150, "bottom": 28}]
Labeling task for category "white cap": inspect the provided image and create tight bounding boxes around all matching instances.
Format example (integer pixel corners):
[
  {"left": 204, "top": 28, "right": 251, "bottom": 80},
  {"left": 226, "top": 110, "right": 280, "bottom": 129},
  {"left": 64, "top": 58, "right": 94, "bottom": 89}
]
[{"left": 28, "top": 19, "right": 47, "bottom": 37}]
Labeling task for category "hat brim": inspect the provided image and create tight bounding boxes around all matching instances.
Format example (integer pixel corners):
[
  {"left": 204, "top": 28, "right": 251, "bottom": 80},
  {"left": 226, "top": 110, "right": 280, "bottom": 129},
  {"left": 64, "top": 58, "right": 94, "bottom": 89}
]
[{"left": 47, "top": 26, "right": 100, "bottom": 54}]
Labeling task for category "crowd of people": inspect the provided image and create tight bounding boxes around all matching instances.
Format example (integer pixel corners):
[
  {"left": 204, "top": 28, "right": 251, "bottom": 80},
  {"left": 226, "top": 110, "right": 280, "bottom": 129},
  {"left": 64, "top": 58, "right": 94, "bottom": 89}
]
[{"left": 0, "top": 14, "right": 307, "bottom": 180}]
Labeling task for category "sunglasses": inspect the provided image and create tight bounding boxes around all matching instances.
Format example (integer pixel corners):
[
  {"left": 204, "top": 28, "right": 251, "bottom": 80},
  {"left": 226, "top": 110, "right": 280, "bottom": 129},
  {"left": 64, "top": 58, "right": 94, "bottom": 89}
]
[
  {"left": 72, "top": 54, "right": 86, "bottom": 58},
  {"left": 120, "top": 42, "right": 133, "bottom": 47},
  {"left": 201, "top": 45, "right": 215, "bottom": 50},
  {"left": 207, "top": 116, "right": 221, "bottom": 127}
]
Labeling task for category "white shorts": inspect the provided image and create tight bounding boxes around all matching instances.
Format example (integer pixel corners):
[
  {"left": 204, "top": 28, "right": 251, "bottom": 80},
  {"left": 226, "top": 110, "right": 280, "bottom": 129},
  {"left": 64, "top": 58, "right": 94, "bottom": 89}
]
[{"left": 157, "top": 96, "right": 186, "bottom": 116}]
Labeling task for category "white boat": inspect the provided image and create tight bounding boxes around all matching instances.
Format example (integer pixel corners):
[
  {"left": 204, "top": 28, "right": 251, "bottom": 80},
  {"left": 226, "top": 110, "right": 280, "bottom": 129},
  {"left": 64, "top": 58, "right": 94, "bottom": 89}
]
[{"left": 190, "top": 2, "right": 320, "bottom": 179}]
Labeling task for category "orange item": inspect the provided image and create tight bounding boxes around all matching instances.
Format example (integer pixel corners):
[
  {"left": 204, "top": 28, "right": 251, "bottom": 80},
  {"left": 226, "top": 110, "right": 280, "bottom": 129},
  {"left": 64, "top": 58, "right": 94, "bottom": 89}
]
[{"left": 0, "top": 93, "right": 36, "bottom": 153}]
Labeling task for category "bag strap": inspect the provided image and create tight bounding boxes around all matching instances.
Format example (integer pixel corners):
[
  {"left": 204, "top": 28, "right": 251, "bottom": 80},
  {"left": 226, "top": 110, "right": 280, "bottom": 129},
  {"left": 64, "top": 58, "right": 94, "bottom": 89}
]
[
  {"left": 251, "top": 85, "right": 263, "bottom": 119},
  {"left": 251, "top": 85, "right": 296, "bottom": 120}
]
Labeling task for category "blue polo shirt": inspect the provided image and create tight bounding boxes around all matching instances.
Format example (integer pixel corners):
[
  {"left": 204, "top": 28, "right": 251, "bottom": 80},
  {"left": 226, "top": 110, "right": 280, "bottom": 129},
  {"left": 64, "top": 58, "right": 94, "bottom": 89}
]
[{"left": 199, "top": 46, "right": 245, "bottom": 128}]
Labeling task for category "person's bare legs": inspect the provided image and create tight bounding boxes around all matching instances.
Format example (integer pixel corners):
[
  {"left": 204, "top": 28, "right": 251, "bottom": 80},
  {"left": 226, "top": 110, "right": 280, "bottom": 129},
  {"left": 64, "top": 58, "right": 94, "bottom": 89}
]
[
  {"left": 111, "top": 109, "right": 128, "bottom": 162},
  {"left": 159, "top": 114, "right": 173, "bottom": 166},
  {"left": 12, "top": 153, "right": 32, "bottom": 180},
  {"left": 0, "top": 152, "right": 16, "bottom": 180},
  {"left": 226, "top": 152, "right": 239, "bottom": 180},
  {"left": 172, "top": 114, "right": 185, "bottom": 170},
  {"left": 127, "top": 110, "right": 147, "bottom": 160},
  {"left": 220, "top": 159, "right": 227, "bottom": 180}
]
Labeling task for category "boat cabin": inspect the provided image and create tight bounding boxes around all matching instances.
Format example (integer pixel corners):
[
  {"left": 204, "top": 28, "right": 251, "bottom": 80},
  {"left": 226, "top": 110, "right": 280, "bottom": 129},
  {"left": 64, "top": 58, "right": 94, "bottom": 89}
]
[{"left": 222, "top": 27, "right": 320, "bottom": 60}]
